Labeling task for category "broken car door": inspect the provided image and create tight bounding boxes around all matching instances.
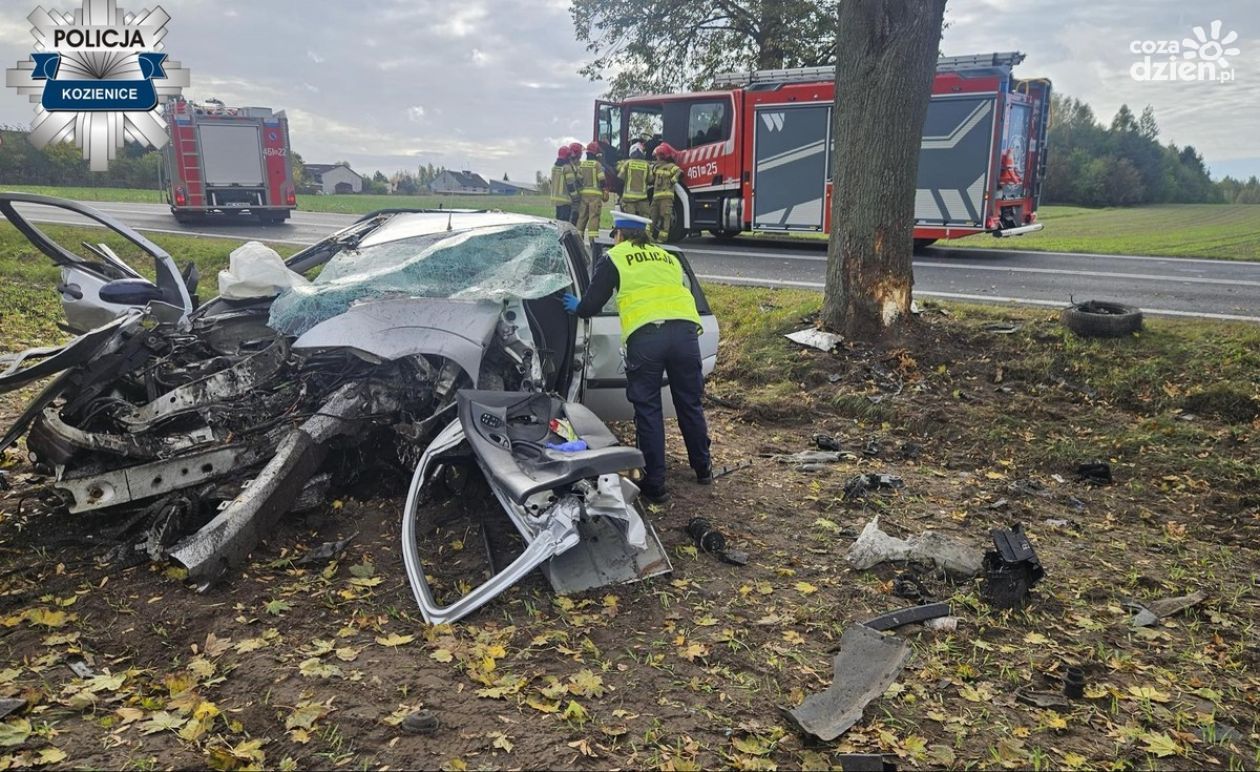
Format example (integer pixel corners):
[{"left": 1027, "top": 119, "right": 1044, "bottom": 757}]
[{"left": 0, "top": 194, "right": 195, "bottom": 332}]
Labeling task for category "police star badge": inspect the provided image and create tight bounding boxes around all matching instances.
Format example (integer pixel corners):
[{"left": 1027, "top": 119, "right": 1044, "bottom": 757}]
[{"left": 6, "top": 0, "right": 190, "bottom": 171}]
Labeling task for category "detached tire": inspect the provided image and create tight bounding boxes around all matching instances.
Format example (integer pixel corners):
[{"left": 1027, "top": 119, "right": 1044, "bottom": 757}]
[{"left": 1061, "top": 301, "right": 1143, "bottom": 338}]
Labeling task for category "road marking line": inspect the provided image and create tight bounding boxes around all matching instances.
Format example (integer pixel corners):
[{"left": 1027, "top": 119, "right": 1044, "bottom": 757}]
[
  {"left": 9, "top": 214, "right": 314, "bottom": 246},
  {"left": 684, "top": 241, "right": 1260, "bottom": 268},
  {"left": 684, "top": 247, "right": 1260, "bottom": 284},
  {"left": 684, "top": 245, "right": 1260, "bottom": 280},
  {"left": 918, "top": 262, "right": 1260, "bottom": 287},
  {"left": 695, "top": 274, "right": 1260, "bottom": 323},
  {"left": 937, "top": 247, "right": 1260, "bottom": 267}
]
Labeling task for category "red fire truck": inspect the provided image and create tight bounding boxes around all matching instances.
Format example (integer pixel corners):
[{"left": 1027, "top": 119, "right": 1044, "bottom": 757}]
[
  {"left": 160, "top": 98, "right": 297, "bottom": 224},
  {"left": 593, "top": 51, "right": 1050, "bottom": 245}
]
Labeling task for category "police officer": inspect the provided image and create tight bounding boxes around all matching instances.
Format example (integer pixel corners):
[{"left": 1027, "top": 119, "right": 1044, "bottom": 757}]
[
  {"left": 650, "top": 143, "right": 682, "bottom": 240},
  {"left": 567, "top": 142, "right": 584, "bottom": 225},
  {"left": 574, "top": 141, "right": 607, "bottom": 242},
  {"left": 549, "top": 145, "right": 577, "bottom": 222},
  {"left": 562, "top": 211, "right": 712, "bottom": 504},
  {"left": 616, "top": 144, "right": 651, "bottom": 218}
]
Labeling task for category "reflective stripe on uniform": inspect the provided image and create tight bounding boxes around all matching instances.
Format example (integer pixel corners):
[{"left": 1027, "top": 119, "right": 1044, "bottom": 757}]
[
  {"left": 652, "top": 161, "right": 681, "bottom": 193},
  {"left": 578, "top": 160, "right": 603, "bottom": 195},
  {"left": 549, "top": 164, "right": 571, "bottom": 203},
  {"left": 606, "top": 240, "right": 701, "bottom": 341},
  {"left": 618, "top": 159, "right": 651, "bottom": 201}
]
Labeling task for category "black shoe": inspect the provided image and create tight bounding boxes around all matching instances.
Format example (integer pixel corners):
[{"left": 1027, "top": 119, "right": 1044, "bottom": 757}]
[
  {"left": 695, "top": 467, "right": 713, "bottom": 485},
  {"left": 641, "top": 487, "right": 671, "bottom": 505}
]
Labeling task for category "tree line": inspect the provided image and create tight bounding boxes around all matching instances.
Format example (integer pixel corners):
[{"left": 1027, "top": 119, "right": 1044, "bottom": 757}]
[{"left": 1040, "top": 97, "right": 1246, "bottom": 206}]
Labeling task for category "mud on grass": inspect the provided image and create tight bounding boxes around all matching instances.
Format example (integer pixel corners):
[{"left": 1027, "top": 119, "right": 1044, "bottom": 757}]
[{"left": 1, "top": 286, "right": 1258, "bottom": 770}]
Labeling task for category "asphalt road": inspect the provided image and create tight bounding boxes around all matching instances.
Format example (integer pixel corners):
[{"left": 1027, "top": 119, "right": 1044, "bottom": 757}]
[{"left": 11, "top": 199, "right": 1260, "bottom": 323}]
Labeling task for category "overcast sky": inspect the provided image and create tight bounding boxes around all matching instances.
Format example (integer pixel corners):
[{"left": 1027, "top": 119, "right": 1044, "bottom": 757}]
[{"left": 1, "top": 0, "right": 1257, "bottom": 181}]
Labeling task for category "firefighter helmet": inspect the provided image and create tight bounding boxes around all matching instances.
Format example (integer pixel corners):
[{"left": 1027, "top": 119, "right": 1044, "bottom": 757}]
[
  {"left": 629, "top": 142, "right": 645, "bottom": 159},
  {"left": 586, "top": 140, "right": 602, "bottom": 154},
  {"left": 557, "top": 145, "right": 571, "bottom": 160},
  {"left": 568, "top": 141, "right": 584, "bottom": 156},
  {"left": 653, "top": 143, "right": 676, "bottom": 160}
]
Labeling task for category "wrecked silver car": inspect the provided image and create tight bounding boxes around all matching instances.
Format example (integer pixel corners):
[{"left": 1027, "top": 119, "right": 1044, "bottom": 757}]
[{"left": 0, "top": 193, "right": 719, "bottom": 622}]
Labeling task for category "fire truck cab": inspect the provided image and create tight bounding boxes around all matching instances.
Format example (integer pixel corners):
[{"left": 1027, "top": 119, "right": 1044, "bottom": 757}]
[{"left": 594, "top": 52, "right": 1050, "bottom": 245}]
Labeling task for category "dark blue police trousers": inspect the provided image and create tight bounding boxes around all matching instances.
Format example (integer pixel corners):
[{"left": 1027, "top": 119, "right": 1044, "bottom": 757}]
[{"left": 624, "top": 319, "right": 711, "bottom": 494}]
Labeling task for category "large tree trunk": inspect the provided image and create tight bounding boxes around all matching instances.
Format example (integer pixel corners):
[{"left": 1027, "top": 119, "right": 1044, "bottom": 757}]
[
  {"left": 821, "top": 0, "right": 947, "bottom": 339},
  {"left": 755, "top": 2, "right": 788, "bottom": 69}
]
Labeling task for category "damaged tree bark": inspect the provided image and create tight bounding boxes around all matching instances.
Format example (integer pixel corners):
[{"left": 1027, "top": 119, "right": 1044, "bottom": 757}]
[{"left": 821, "top": 0, "right": 947, "bottom": 339}]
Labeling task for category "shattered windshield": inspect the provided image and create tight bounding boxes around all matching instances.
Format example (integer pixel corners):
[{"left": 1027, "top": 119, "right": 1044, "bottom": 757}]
[{"left": 269, "top": 223, "right": 572, "bottom": 336}]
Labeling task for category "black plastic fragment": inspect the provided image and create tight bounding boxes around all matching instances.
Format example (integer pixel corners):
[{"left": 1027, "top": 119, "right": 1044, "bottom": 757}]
[
  {"left": 863, "top": 601, "right": 951, "bottom": 632},
  {"left": 982, "top": 523, "right": 1044, "bottom": 609},
  {"left": 837, "top": 754, "right": 897, "bottom": 771},
  {"left": 813, "top": 433, "right": 842, "bottom": 451},
  {"left": 1076, "top": 461, "right": 1112, "bottom": 485}
]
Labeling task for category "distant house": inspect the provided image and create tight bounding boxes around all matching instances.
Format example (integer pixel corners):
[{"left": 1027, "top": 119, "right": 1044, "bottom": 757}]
[
  {"left": 306, "top": 163, "right": 363, "bottom": 194},
  {"left": 489, "top": 178, "right": 539, "bottom": 195},
  {"left": 430, "top": 170, "right": 490, "bottom": 195}
]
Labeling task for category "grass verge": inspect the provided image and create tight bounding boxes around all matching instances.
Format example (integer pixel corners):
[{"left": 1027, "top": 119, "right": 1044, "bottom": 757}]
[{"left": 0, "top": 256, "right": 1257, "bottom": 770}]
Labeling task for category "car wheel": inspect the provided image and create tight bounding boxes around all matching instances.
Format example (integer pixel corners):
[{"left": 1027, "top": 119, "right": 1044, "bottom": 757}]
[{"left": 1061, "top": 301, "right": 1143, "bottom": 338}]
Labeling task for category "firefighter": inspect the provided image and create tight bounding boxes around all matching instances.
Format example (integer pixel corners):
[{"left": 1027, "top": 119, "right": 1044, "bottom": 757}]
[
  {"left": 549, "top": 145, "right": 577, "bottom": 222},
  {"left": 567, "top": 142, "right": 584, "bottom": 224},
  {"left": 561, "top": 212, "right": 712, "bottom": 503},
  {"left": 574, "top": 141, "right": 607, "bottom": 241},
  {"left": 616, "top": 144, "right": 651, "bottom": 218},
  {"left": 650, "top": 143, "right": 682, "bottom": 240}
]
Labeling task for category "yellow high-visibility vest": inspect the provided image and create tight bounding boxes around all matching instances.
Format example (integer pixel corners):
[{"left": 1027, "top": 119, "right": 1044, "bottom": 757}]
[
  {"left": 549, "top": 164, "right": 573, "bottom": 204},
  {"left": 606, "top": 240, "right": 701, "bottom": 341},
  {"left": 618, "top": 159, "right": 651, "bottom": 201},
  {"left": 577, "top": 159, "right": 604, "bottom": 196}
]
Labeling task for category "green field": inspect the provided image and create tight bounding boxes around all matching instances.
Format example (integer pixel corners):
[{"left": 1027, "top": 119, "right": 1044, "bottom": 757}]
[
  {"left": 955, "top": 204, "right": 1260, "bottom": 261},
  {"left": 4, "top": 185, "right": 1258, "bottom": 260}
]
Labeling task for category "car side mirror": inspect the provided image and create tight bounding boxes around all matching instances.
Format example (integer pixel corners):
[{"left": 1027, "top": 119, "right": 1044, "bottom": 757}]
[{"left": 98, "top": 277, "right": 165, "bottom": 306}]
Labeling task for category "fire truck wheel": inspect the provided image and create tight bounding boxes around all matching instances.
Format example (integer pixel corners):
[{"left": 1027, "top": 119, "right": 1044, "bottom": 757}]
[
  {"left": 172, "top": 211, "right": 197, "bottom": 225},
  {"left": 913, "top": 238, "right": 937, "bottom": 251},
  {"left": 708, "top": 229, "right": 740, "bottom": 241},
  {"left": 664, "top": 195, "right": 686, "bottom": 243},
  {"left": 1061, "top": 301, "right": 1143, "bottom": 338}
]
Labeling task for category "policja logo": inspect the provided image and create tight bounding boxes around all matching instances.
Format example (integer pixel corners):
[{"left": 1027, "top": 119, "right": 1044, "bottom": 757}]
[{"left": 5, "top": 0, "right": 190, "bottom": 171}]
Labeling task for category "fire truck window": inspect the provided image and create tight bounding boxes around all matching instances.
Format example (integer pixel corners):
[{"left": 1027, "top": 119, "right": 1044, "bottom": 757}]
[
  {"left": 628, "top": 107, "right": 664, "bottom": 153},
  {"left": 686, "top": 102, "right": 728, "bottom": 148},
  {"left": 597, "top": 104, "right": 621, "bottom": 151}
]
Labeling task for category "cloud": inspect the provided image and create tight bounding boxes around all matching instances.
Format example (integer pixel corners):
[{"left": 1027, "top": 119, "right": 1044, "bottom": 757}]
[{"left": 0, "top": 0, "right": 1252, "bottom": 182}]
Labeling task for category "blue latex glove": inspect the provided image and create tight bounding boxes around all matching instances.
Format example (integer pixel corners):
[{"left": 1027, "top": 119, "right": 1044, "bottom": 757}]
[
  {"left": 562, "top": 292, "right": 580, "bottom": 314},
  {"left": 546, "top": 439, "right": 588, "bottom": 453}
]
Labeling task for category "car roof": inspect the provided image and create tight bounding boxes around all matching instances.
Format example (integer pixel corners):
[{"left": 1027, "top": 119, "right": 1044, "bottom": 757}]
[{"left": 358, "top": 210, "right": 555, "bottom": 248}]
